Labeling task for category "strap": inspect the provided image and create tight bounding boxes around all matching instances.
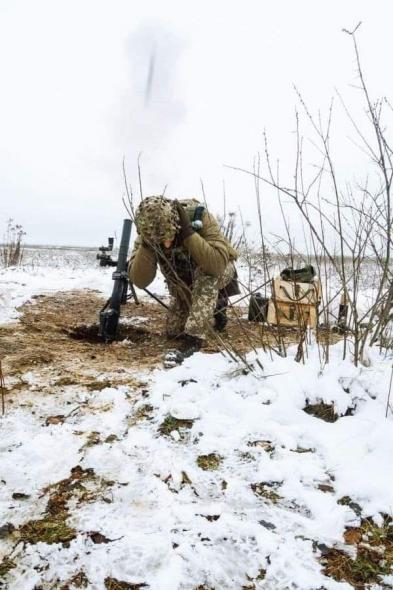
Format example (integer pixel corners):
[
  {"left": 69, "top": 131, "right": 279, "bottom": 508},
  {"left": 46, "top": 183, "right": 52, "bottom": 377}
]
[
  {"left": 192, "top": 204, "right": 205, "bottom": 230},
  {"left": 193, "top": 205, "right": 205, "bottom": 223},
  {"left": 279, "top": 285, "right": 316, "bottom": 303}
]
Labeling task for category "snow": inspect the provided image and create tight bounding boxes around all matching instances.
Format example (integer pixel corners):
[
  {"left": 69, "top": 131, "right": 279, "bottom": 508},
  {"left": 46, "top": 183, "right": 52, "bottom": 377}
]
[
  {"left": 0, "top": 247, "right": 167, "bottom": 324},
  {"left": 0, "top": 252, "right": 392, "bottom": 589}
]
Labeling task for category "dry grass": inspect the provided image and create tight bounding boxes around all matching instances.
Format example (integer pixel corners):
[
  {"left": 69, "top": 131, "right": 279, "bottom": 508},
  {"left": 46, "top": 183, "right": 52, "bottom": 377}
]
[
  {"left": 251, "top": 482, "right": 282, "bottom": 503},
  {"left": 14, "top": 466, "right": 116, "bottom": 548},
  {"left": 303, "top": 401, "right": 339, "bottom": 422},
  {"left": 0, "top": 219, "right": 25, "bottom": 268},
  {"left": 196, "top": 453, "right": 223, "bottom": 471},
  {"left": 128, "top": 404, "right": 154, "bottom": 427},
  {"left": 60, "top": 571, "right": 90, "bottom": 589},
  {"left": 158, "top": 414, "right": 194, "bottom": 437},
  {"left": 18, "top": 514, "right": 76, "bottom": 546},
  {"left": 18, "top": 466, "right": 95, "bottom": 546},
  {"left": 247, "top": 439, "right": 275, "bottom": 454},
  {"left": 242, "top": 569, "right": 267, "bottom": 589},
  {"left": 104, "top": 579, "right": 148, "bottom": 590},
  {"left": 0, "top": 557, "right": 16, "bottom": 577},
  {"left": 322, "top": 515, "right": 393, "bottom": 589}
]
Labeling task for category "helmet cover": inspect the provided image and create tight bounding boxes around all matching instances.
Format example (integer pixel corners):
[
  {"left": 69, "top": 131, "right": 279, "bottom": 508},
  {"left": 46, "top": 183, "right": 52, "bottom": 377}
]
[{"left": 135, "top": 196, "right": 180, "bottom": 242}]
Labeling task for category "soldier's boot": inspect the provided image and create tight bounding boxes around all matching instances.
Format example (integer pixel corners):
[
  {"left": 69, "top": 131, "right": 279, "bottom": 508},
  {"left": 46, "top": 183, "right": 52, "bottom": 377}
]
[
  {"left": 213, "top": 294, "right": 228, "bottom": 332},
  {"left": 163, "top": 335, "right": 203, "bottom": 369},
  {"left": 214, "top": 308, "right": 227, "bottom": 331},
  {"left": 181, "top": 334, "right": 203, "bottom": 356}
]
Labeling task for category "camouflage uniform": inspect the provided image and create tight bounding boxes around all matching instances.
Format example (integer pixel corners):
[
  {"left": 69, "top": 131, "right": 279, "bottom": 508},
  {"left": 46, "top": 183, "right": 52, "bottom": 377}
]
[
  {"left": 129, "top": 196, "right": 238, "bottom": 341},
  {"left": 166, "top": 258, "right": 236, "bottom": 340}
]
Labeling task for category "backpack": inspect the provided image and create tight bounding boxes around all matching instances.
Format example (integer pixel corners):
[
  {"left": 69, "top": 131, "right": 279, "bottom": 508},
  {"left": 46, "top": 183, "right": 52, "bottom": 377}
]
[{"left": 280, "top": 265, "right": 315, "bottom": 283}]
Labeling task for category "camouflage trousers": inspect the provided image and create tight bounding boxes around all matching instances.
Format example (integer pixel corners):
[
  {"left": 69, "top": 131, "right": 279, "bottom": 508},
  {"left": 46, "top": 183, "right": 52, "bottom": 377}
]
[{"left": 166, "top": 262, "right": 235, "bottom": 340}]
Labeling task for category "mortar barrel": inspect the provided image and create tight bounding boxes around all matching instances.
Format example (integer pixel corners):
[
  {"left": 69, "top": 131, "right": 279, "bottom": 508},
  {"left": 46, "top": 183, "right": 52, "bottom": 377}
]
[{"left": 116, "top": 219, "right": 132, "bottom": 271}]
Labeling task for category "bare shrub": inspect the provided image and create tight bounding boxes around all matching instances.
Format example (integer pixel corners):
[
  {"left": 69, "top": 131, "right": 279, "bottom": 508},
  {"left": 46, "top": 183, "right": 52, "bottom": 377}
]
[
  {"left": 228, "top": 25, "right": 393, "bottom": 366},
  {"left": 0, "top": 219, "right": 26, "bottom": 268}
]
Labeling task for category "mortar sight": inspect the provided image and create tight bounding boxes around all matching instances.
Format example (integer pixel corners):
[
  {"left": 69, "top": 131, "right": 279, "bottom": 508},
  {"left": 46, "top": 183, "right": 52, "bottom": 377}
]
[{"left": 96, "top": 237, "right": 116, "bottom": 267}]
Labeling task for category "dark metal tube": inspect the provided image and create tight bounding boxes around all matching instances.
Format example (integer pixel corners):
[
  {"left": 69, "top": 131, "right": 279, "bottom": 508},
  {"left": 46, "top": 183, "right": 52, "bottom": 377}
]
[
  {"left": 99, "top": 219, "right": 132, "bottom": 342},
  {"left": 116, "top": 219, "right": 132, "bottom": 272}
]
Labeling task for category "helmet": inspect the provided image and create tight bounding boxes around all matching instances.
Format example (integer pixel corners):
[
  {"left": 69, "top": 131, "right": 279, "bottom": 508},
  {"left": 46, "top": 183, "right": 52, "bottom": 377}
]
[{"left": 134, "top": 196, "right": 180, "bottom": 242}]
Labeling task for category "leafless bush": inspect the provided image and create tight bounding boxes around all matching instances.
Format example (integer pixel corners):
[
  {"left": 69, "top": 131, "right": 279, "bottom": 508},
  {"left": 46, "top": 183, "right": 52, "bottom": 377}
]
[
  {"left": 229, "top": 24, "right": 393, "bottom": 366},
  {"left": 0, "top": 219, "right": 26, "bottom": 268},
  {"left": 123, "top": 66, "right": 393, "bottom": 374}
]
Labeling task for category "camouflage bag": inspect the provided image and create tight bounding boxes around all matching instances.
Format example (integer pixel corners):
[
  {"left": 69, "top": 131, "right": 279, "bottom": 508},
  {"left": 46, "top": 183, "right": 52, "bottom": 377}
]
[{"left": 280, "top": 265, "right": 315, "bottom": 283}]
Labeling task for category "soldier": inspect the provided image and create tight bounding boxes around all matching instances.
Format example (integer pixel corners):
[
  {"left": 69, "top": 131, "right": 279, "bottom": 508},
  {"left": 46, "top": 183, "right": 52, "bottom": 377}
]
[{"left": 128, "top": 196, "right": 239, "bottom": 362}]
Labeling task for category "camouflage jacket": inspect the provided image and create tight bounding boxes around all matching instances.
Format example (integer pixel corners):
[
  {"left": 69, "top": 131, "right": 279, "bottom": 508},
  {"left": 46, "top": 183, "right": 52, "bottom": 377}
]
[{"left": 128, "top": 199, "right": 238, "bottom": 290}]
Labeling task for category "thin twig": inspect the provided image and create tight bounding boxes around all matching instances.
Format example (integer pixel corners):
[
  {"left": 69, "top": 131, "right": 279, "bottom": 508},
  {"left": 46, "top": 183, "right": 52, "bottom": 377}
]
[
  {"left": 0, "top": 361, "right": 6, "bottom": 416},
  {"left": 386, "top": 364, "right": 393, "bottom": 418}
]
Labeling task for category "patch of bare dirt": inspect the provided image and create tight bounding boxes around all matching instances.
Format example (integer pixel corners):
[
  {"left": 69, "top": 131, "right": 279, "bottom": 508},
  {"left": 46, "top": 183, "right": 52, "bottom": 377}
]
[
  {"left": 11, "top": 465, "right": 117, "bottom": 549},
  {"left": 0, "top": 291, "right": 168, "bottom": 390},
  {"left": 0, "top": 289, "right": 319, "bottom": 394}
]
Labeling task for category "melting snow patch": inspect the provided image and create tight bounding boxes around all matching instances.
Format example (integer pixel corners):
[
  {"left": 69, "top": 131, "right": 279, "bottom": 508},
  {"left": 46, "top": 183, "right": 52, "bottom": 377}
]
[{"left": 1, "top": 256, "right": 393, "bottom": 588}]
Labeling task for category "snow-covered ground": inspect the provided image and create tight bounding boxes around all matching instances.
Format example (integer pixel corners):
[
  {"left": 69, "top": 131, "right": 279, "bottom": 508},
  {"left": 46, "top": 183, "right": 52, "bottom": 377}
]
[
  {"left": 0, "top": 247, "right": 167, "bottom": 324},
  {"left": 0, "top": 251, "right": 392, "bottom": 589}
]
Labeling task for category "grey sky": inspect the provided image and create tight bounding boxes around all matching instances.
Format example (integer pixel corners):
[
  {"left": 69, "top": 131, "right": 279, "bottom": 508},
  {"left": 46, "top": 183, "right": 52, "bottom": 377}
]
[{"left": 0, "top": 0, "right": 392, "bottom": 246}]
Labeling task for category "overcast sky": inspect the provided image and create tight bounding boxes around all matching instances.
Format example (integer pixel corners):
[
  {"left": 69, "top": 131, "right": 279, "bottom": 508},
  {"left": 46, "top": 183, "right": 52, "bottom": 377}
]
[{"left": 0, "top": 0, "right": 392, "bottom": 246}]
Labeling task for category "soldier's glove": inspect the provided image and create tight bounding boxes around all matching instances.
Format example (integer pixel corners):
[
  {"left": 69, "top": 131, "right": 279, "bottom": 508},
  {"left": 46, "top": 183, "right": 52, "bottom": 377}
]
[
  {"left": 175, "top": 200, "right": 195, "bottom": 243},
  {"left": 141, "top": 237, "right": 154, "bottom": 249}
]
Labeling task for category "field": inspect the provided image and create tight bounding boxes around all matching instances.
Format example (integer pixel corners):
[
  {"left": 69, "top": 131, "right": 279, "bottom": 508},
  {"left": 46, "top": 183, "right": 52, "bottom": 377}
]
[{"left": 0, "top": 249, "right": 392, "bottom": 590}]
